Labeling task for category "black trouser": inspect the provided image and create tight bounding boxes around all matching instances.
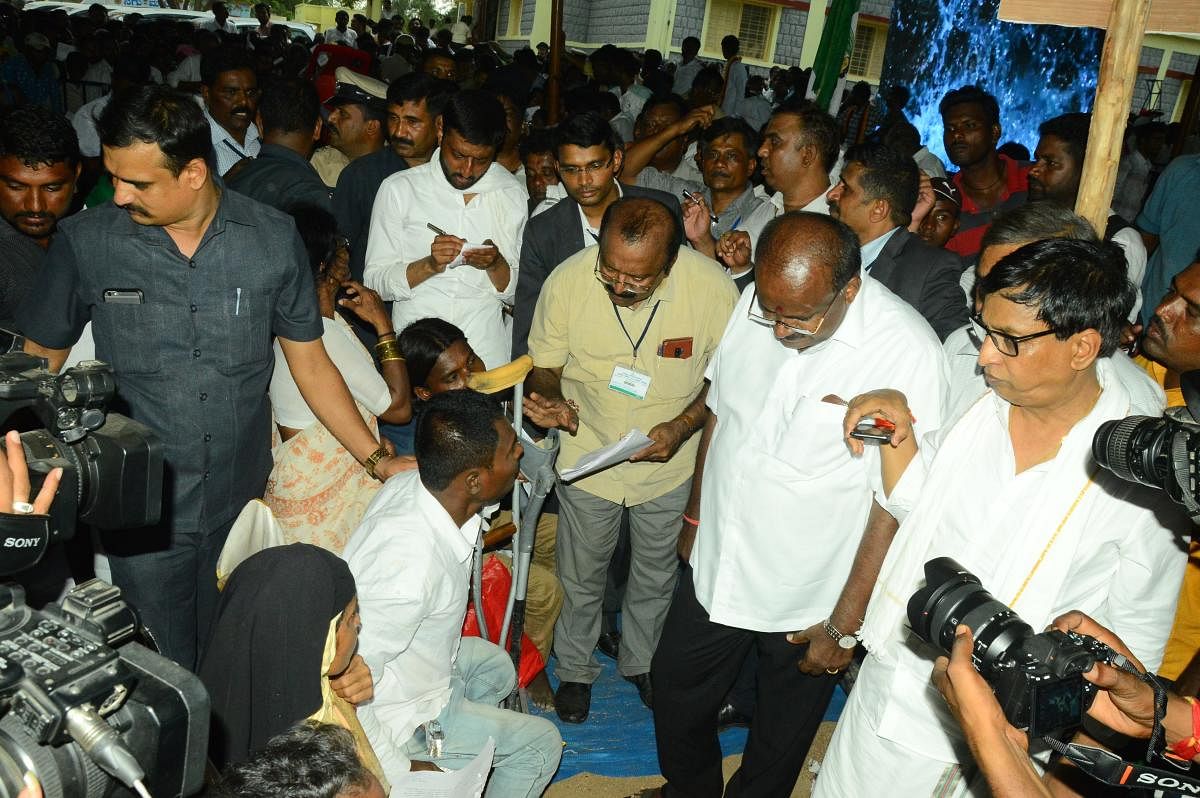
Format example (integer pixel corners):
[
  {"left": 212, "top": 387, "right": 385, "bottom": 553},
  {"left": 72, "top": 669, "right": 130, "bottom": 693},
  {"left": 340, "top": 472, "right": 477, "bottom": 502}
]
[{"left": 651, "top": 568, "right": 838, "bottom": 798}]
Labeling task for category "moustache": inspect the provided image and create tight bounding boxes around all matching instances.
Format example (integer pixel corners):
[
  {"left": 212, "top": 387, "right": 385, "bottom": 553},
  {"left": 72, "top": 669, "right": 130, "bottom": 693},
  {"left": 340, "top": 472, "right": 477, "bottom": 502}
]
[
  {"left": 603, "top": 282, "right": 639, "bottom": 300},
  {"left": 14, "top": 212, "right": 53, "bottom": 222},
  {"left": 232, "top": 106, "right": 252, "bottom": 116},
  {"left": 119, "top": 203, "right": 149, "bottom": 217},
  {"left": 393, "top": 137, "right": 414, "bottom": 147}
]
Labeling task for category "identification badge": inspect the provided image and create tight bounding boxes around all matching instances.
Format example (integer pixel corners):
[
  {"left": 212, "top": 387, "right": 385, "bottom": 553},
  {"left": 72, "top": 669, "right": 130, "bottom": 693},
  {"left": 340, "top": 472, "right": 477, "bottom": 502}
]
[{"left": 609, "top": 364, "right": 651, "bottom": 399}]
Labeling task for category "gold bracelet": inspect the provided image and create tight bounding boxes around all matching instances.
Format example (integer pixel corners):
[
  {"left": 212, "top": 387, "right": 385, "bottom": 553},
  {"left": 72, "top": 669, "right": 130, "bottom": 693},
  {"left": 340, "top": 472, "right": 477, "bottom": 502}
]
[
  {"left": 375, "top": 339, "right": 403, "bottom": 361},
  {"left": 379, "top": 355, "right": 405, "bottom": 363},
  {"left": 377, "top": 332, "right": 397, "bottom": 342},
  {"left": 363, "top": 444, "right": 390, "bottom": 480}
]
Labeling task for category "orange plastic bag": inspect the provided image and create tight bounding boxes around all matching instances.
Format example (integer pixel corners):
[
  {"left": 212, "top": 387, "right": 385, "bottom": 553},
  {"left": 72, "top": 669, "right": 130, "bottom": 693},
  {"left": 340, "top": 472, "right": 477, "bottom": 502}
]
[{"left": 462, "top": 554, "right": 545, "bottom": 687}]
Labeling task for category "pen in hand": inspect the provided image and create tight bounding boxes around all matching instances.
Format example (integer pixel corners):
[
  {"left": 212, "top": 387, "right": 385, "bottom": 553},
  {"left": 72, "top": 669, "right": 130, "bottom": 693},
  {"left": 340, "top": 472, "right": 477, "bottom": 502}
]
[{"left": 426, "top": 222, "right": 451, "bottom": 236}]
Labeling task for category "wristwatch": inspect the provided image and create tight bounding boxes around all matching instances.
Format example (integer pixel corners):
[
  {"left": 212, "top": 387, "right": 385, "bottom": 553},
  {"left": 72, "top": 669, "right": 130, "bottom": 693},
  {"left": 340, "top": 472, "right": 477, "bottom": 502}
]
[{"left": 822, "top": 619, "right": 858, "bottom": 650}]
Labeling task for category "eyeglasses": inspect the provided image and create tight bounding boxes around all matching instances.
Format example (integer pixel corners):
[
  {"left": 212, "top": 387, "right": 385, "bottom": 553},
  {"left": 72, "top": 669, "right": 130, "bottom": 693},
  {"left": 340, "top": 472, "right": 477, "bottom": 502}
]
[
  {"left": 747, "top": 287, "right": 840, "bottom": 336},
  {"left": 967, "top": 313, "right": 1058, "bottom": 357},
  {"left": 559, "top": 157, "right": 613, "bottom": 178},
  {"left": 593, "top": 252, "right": 662, "bottom": 292}
]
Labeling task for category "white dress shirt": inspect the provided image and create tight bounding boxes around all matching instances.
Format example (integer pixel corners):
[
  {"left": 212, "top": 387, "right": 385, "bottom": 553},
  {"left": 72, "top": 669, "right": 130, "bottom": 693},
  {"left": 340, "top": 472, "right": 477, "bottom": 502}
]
[
  {"left": 324, "top": 26, "right": 358, "bottom": 47},
  {"left": 363, "top": 150, "right": 527, "bottom": 369},
  {"left": 71, "top": 94, "right": 108, "bottom": 158},
  {"left": 200, "top": 18, "right": 238, "bottom": 34},
  {"left": 848, "top": 361, "right": 1185, "bottom": 767},
  {"left": 672, "top": 58, "right": 702, "bottom": 96},
  {"left": 202, "top": 105, "right": 261, "bottom": 176},
  {"left": 1110, "top": 211, "right": 1148, "bottom": 320},
  {"left": 690, "top": 276, "right": 948, "bottom": 631},
  {"left": 269, "top": 315, "right": 390, "bottom": 429},
  {"left": 343, "top": 470, "right": 484, "bottom": 787},
  {"left": 167, "top": 53, "right": 202, "bottom": 87},
  {"left": 742, "top": 189, "right": 830, "bottom": 261}
]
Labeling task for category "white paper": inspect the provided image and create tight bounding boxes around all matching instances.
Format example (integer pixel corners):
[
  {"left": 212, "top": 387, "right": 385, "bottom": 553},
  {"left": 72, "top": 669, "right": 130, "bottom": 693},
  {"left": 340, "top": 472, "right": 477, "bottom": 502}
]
[
  {"left": 390, "top": 737, "right": 495, "bottom": 798},
  {"left": 447, "top": 243, "right": 496, "bottom": 269},
  {"left": 558, "top": 428, "right": 654, "bottom": 482}
]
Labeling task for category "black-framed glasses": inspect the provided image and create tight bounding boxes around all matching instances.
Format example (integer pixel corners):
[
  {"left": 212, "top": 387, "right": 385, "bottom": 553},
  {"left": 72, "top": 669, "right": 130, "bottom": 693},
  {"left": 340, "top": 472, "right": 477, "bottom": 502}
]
[
  {"left": 967, "top": 313, "right": 1058, "bottom": 357},
  {"left": 747, "top": 287, "right": 839, "bottom": 336}
]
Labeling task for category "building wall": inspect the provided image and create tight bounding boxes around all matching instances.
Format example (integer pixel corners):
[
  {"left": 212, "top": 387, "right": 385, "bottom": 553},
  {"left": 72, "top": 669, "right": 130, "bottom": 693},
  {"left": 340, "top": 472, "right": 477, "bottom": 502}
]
[
  {"left": 564, "top": 0, "right": 588, "bottom": 42},
  {"left": 586, "top": 0, "right": 650, "bottom": 43},
  {"left": 521, "top": 0, "right": 534, "bottom": 36},
  {"left": 671, "top": 0, "right": 706, "bottom": 49},
  {"left": 858, "top": 0, "right": 893, "bottom": 19},
  {"left": 774, "top": 7, "right": 808, "bottom": 66}
]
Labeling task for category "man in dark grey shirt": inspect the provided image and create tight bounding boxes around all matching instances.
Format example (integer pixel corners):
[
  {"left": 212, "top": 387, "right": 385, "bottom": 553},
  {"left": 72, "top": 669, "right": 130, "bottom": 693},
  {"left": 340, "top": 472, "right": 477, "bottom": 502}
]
[
  {"left": 0, "top": 106, "right": 81, "bottom": 331},
  {"left": 225, "top": 76, "right": 331, "bottom": 214},
  {"left": 17, "top": 85, "right": 408, "bottom": 670}
]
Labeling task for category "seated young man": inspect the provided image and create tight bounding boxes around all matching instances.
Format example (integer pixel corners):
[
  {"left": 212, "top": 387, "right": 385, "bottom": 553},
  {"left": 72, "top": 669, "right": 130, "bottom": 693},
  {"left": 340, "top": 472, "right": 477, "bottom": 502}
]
[{"left": 343, "top": 390, "right": 563, "bottom": 795}]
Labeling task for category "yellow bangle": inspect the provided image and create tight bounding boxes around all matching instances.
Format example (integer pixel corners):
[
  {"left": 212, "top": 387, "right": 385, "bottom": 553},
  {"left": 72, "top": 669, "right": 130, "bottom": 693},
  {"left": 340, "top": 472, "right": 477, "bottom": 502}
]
[
  {"left": 375, "top": 340, "right": 403, "bottom": 361},
  {"left": 363, "top": 444, "right": 389, "bottom": 480},
  {"left": 379, "top": 355, "right": 405, "bottom": 363}
]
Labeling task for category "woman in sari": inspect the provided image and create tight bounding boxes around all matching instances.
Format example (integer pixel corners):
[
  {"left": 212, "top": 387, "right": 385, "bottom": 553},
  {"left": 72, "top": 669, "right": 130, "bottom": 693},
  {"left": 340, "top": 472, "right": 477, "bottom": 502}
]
[{"left": 264, "top": 205, "right": 412, "bottom": 553}]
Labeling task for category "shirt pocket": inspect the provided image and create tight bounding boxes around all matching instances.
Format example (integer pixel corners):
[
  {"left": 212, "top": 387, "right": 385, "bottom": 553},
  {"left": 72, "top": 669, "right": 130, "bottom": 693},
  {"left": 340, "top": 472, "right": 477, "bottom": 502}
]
[
  {"left": 201, "top": 287, "right": 273, "bottom": 372},
  {"left": 90, "top": 301, "right": 164, "bottom": 375},
  {"left": 760, "top": 397, "right": 853, "bottom": 481},
  {"left": 651, "top": 355, "right": 705, "bottom": 400}
]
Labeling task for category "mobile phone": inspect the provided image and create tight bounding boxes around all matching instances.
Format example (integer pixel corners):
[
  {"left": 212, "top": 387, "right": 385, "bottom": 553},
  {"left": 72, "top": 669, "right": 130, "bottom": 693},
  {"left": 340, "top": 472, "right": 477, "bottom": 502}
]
[
  {"left": 849, "top": 417, "right": 896, "bottom": 445},
  {"left": 102, "top": 289, "right": 144, "bottom": 304}
]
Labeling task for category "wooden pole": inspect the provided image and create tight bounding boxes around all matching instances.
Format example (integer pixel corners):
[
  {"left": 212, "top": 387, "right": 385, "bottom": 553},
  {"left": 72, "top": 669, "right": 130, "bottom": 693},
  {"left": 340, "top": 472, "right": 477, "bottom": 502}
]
[
  {"left": 1075, "top": 0, "right": 1153, "bottom": 232},
  {"left": 547, "top": 0, "right": 564, "bottom": 124},
  {"left": 1080, "top": 0, "right": 1152, "bottom": 230}
]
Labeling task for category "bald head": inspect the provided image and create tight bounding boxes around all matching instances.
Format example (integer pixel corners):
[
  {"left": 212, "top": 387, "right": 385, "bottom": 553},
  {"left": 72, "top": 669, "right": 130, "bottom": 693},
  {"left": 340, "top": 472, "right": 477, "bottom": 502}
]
[
  {"left": 599, "top": 196, "right": 683, "bottom": 273},
  {"left": 757, "top": 212, "right": 861, "bottom": 294}
]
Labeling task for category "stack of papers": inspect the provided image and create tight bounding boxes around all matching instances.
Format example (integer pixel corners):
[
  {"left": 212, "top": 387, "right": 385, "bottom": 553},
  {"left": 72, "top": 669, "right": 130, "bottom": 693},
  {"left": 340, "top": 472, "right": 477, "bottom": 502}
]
[{"left": 559, "top": 429, "right": 654, "bottom": 482}]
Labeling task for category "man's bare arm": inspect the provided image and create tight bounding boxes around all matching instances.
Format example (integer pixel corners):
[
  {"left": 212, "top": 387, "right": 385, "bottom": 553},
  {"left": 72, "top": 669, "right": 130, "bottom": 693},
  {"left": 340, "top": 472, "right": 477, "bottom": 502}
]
[
  {"left": 22, "top": 339, "right": 71, "bottom": 374},
  {"left": 677, "top": 408, "right": 716, "bottom": 561}
]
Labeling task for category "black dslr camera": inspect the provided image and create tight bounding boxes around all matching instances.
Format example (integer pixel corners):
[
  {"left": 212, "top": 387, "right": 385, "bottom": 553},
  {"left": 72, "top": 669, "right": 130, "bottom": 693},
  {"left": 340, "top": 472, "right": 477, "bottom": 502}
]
[
  {"left": 908, "top": 557, "right": 1118, "bottom": 738},
  {"left": 1093, "top": 369, "right": 1200, "bottom": 523},
  {"left": 0, "top": 352, "right": 162, "bottom": 574}
]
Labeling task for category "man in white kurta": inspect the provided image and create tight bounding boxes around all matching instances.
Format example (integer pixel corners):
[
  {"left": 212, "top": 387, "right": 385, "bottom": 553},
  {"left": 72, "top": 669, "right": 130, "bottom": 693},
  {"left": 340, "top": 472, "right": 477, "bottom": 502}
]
[
  {"left": 651, "top": 212, "right": 948, "bottom": 797},
  {"left": 364, "top": 91, "right": 527, "bottom": 370},
  {"left": 816, "top": 238, "right": 1188, "bottom": 797}
]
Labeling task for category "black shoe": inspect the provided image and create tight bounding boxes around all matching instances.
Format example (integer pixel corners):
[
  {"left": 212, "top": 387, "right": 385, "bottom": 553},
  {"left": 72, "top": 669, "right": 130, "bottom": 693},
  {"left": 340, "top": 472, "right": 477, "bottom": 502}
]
[
  {"left": 596, "top": 631, "right": 621, "bottom": 660},
  {"left": 624, "top": 672, "right": 653, "bottom": 709},
  {"left": 716, "top": 700, "right": 753, "bottom": 731},
  {"left": 555, "top": 681, "right": 592, "bottom": 723}
]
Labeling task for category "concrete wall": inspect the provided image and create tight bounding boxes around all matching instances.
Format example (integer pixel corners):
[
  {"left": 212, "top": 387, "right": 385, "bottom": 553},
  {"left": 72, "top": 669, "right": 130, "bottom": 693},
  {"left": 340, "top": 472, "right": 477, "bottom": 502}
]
[
  {"left": 520, "top": 0, "right": 534, "bottom": 36},
  {"left": 858, "top": 0, "right": 893, "bottom": 20},
  {"left": 670, "top": 0, "right": 706, "bottom": 49},
  {"left": 564, "top": 0, "right": 588, "bottom": 42},
  {"left": 586, "top": 0, "right": 650, "bottom": 42},
  {"left": 774, "top": 7, "right": 808, "bottom": 66}
]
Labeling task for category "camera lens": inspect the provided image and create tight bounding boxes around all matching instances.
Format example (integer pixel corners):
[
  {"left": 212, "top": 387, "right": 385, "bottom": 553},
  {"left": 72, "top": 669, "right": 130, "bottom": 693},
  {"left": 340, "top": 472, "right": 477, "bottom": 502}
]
[{"left": 1093, "top": 416, "right": 1171, "bottom": 489}]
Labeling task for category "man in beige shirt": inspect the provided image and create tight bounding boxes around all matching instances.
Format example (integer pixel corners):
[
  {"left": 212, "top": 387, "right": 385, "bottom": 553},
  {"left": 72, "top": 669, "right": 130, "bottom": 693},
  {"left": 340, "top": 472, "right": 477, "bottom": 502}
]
[{"left": 524, "top": 197, "right": 739, "bottom": 723}]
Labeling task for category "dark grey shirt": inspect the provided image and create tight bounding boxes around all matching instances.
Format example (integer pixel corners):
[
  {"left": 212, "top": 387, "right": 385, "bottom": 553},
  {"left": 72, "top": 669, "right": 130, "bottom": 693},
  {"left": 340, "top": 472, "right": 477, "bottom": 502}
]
[
  {"left": 333, "top": 147, "right": 409, "bottom": 282},
  {"left": 0, "top": 217, "right": 48, "bottom": 332},
  {"left": 225, "top": 142, "right": 333, "bottom": 215},
  {"left": 16, "top": 190, "right": 322, "bottom": 532}
]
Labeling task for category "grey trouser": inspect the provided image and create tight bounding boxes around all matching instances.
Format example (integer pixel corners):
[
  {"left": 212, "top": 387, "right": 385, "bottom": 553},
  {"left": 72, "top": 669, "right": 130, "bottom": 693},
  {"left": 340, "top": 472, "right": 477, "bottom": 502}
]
[{"left": 553, "top": 478, "right": 691, "bottom": 683}]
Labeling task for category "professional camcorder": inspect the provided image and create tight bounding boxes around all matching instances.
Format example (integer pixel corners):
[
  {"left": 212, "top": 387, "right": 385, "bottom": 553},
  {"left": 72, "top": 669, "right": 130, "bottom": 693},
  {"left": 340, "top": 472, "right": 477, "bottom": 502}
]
[
  {"left": 0, "top": 349, "right": 206, "bottom": 796},
  {"left": 1092, "top": 370, "right": 1200, "bottom": 522},
  {"left": 0, "top": 352, "right": 162, "bottom": 574},
  {"left": 908, "top": 557, "right": 1118, "bottom": 738}
]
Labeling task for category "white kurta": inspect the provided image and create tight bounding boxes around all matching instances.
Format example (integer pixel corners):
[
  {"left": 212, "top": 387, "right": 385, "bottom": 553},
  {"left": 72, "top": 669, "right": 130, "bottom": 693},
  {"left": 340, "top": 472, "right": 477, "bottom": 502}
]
[
  {"left": 691, "top": 275, "right": 949, "bottom": 632},
  {"left": 363, "top": 150, "right": 527, "bottom": 369},
  {"left": 816, "top": 360, "right": 1188, "bottom": 795}
]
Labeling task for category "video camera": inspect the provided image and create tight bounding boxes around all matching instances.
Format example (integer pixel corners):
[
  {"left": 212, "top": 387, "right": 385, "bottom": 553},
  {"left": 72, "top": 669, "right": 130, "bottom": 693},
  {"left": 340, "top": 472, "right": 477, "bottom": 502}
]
[
  {"left": 0, "top": 352, "right": 162, "bottom": 574},
  {"left": 0, "top": 350, "right": 206, "bottom": 797},
  {"left": 908, "top": 557, "right": 1119, "bottom": 738},
  {"left": 1092, "top": 370, "right": 1200, "bottom": 523}
]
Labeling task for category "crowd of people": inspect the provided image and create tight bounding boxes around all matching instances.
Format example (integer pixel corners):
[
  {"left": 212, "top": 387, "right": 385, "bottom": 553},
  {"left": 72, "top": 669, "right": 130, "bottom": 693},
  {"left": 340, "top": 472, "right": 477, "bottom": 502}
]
[{"left": 1, "top": 3, "right": 1200, "bottom": 796}]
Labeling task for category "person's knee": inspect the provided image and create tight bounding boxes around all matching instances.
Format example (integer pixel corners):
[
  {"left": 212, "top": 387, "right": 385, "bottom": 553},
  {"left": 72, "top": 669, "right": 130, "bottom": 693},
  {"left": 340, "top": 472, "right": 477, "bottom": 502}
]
[{"left": 504, "top": 714, "right": 562, "bottom": 774}]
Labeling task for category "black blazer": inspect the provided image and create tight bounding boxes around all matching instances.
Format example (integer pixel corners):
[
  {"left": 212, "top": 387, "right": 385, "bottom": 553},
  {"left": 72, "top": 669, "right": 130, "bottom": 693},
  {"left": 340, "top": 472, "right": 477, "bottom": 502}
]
[
  {"left": 868, "top": 228, "right": 970, "bottom": 342},
  {"left": 512, "top": 184, "right": 682, "bottom": 356}
]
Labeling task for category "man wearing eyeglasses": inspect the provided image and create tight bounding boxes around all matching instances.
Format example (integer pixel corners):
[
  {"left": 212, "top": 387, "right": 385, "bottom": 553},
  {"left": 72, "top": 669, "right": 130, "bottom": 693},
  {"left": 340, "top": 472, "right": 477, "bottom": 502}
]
[
  {"left": 523, "top": 196, "right": 738, "bottom": 724},
  {"left": 818, "top": 238, "right": 1184, "bottom": 796},
  {"left": 647, "top": 211, "right": 947, "bottom": 798},
  {"left": 513, "top": 111, "right": 681, "bottom": 357}
]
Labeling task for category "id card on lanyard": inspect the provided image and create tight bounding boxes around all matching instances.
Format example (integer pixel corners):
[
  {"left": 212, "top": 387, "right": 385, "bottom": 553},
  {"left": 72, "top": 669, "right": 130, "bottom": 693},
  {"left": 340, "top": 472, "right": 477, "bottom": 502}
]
[{"left": 609, "top": 300, "right": 660, "bottom": 400}]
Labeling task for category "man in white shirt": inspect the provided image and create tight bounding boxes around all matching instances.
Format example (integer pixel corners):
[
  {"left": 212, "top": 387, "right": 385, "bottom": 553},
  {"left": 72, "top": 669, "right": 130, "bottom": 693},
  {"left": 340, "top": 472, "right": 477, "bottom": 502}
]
[
  {"left": 719, "top": 35, "right": 747, "bottom": 117},
  {"left": 650, "top": 212, "right": 947, "bottom": 798},
  {"left": 450, "top": 14, "right": 472, "bottom": 45},
  {"left": 200, "top": 47, "right": 261, "bottom": 175},
  {"left": 365, "top": 90, "right": 526, "bottom": 371},
  {"left": 671, "top": 37, "right": 702, "bottom": 96},
  {"left": 324, "top": 11, "right": 358, "bottom": 47},
  {"left": 817, "top": 238, "right": 1188, "bottom": 796},
  {"left": 200, "top": 2, "right": 237, "bottom": 35},
  {"left": 344, "top": 389, "right": 562, "bottom": 794},
  {"left": 717, "top": 102, "right": 839, "bottom": 279},
  {"left": 883, "top": 119, "right": 947, "bottom": 179},
  {"left": 1029, "top": 112, "right": 1148, "bottom": 320},
  {"left": 733, "top": 75, "right": 772, "bottom": 134}
]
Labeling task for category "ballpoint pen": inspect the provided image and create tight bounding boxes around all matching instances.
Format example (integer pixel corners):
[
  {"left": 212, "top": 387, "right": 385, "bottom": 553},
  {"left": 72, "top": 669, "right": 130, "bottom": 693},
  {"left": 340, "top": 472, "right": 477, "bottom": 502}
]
[{"left": 682, "top": 190, "right": 719, "bottom": 224}]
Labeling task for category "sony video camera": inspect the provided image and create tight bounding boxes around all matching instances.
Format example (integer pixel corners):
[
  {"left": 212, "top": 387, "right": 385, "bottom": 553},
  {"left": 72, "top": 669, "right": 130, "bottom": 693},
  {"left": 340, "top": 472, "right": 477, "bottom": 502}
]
[
  {"left": 1092, "top": 369, "right": 1200, "bottom": 523},
  {"left": 908, "top": 557, "right": 1117, "bottom": 738},
  {"left": 0, "top": 580, "right": 207, "bottom": 798},
  {"left": 0, "top": 352, "right": 162, "bottom": 574}
]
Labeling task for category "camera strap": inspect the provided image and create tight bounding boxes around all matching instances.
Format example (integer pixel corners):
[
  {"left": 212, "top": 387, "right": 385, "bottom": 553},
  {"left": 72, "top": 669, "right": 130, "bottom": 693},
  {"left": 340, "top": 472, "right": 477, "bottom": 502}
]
[{"left": 1042, "top": 664, "right": 1200, "bottom": 794}]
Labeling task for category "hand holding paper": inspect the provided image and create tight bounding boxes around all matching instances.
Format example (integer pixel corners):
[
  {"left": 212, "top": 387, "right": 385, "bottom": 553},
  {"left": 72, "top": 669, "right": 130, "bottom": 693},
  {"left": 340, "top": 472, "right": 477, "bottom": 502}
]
[{"left": 559, "top": 429, "right": 654, "bottom": 482}]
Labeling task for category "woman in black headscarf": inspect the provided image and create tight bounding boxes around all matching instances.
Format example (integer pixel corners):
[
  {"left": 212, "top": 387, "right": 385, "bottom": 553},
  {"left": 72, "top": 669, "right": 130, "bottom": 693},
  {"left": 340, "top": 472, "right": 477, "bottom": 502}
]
[{"left": 198, "top": 543, "right": 387, "bottom": 791}]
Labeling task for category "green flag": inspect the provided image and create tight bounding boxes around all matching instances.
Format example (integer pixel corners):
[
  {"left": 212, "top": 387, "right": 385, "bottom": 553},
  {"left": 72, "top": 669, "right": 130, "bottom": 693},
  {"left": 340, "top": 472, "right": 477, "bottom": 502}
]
[{"left": 812, "top": 0, "right": 861, "bottom": 110}]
